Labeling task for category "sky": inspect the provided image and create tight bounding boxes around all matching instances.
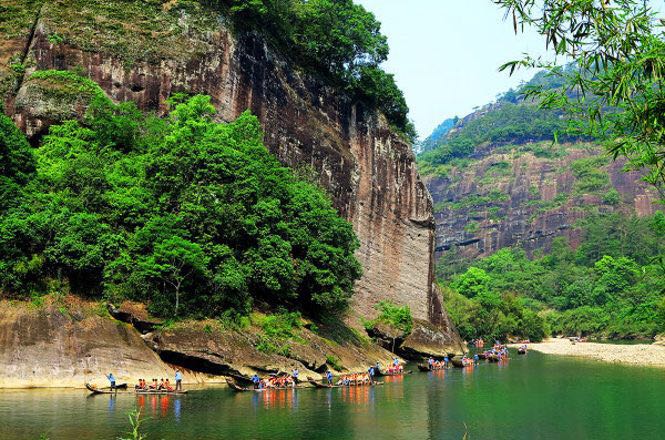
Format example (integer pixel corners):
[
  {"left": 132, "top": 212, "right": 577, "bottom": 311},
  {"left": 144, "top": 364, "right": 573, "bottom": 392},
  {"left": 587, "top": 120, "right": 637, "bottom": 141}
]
[{"left": 355, "top": 0, "right": 553, "bottom": 140}]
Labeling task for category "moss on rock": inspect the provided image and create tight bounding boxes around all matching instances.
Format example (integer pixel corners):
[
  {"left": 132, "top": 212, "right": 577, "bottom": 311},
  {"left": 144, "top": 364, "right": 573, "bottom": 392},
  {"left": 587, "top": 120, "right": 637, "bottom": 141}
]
[{"left": 39, "top": 0, "right": 221, "bottom": 64}]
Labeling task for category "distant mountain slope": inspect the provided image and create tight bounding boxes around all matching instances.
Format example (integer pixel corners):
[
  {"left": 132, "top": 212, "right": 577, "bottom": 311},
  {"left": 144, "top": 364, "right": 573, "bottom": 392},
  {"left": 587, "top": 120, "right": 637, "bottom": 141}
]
[
  {"left": 418, "top": 71, "right": 661, "bottom": 266},
  {"left": 416, "top": 117, "right": 458, "bottom": 155}
]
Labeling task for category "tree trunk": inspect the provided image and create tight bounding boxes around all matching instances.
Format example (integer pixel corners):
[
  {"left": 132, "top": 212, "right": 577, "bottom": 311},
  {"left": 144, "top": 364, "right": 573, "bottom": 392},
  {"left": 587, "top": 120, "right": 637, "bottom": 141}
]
[{"left": 175, "top": 284, "right": 180, "bottom": 316}]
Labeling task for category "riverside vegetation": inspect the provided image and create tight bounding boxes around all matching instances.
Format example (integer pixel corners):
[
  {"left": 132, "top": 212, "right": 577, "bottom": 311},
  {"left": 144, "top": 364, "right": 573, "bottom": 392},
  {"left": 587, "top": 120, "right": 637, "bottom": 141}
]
[{"left": 441, "top": 213, "right": 665, "bottom": 342}]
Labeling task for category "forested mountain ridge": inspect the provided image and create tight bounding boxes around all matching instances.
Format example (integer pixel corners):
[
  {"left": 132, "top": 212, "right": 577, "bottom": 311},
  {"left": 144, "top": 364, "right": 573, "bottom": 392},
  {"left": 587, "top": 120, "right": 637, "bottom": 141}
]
[
  {"left": 419, "top": 70, "right": 661, "bottom": 261},
  {"left": 418, "top": 70, "right": 664, "bottom": 342}
]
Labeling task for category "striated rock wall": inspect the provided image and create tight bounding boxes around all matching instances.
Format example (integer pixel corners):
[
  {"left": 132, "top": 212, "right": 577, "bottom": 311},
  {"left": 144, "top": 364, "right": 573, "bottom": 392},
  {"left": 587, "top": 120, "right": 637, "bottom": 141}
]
[
  {"left": 0, "top": 298, "right": 402, "bottom": 388},
  {"left": 0, "top": 1, "right": 460, "bottom": 348},
  {"left": 425, "top": 143, "right": 661, "bottom": 261},
  {"left": 0, "top": 299, "right": 220, "bottom": 388}
]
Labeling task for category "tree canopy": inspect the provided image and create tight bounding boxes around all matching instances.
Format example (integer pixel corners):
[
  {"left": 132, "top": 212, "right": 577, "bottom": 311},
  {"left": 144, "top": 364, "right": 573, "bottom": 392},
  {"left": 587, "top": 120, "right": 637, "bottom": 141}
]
[
  {"left": 441, "top": 212, "right": 665, "bottom": 341},
  {"left": 224, "top": 0, "right": 415, "bottom": 139},
  {"left": 0, "top": 85, "right": 362, "bottom": 318}
]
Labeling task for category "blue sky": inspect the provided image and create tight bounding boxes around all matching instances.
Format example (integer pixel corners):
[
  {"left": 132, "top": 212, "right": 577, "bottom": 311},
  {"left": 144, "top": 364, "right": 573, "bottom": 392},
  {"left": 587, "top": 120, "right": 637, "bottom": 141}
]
[{"left": 355, "top": 0, "right": 554, "bottom": 139}]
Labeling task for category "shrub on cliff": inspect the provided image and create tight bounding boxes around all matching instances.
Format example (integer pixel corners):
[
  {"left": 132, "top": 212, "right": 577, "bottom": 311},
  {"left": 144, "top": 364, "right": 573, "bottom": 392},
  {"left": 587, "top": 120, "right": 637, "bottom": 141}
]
[
  {"left": 364, "top": 300, "right": 413, "bottom": 335},
  {"left": 0, "top": 91, "right": 362, "bottom": 318}
]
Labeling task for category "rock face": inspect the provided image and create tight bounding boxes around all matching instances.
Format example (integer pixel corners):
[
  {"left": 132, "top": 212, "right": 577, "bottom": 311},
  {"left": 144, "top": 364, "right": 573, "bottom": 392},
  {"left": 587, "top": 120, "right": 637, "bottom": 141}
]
[
  {"left": 0, "top": 1, "right": 455, "bottom": 341},
  {"left": 425, "top": 144, "right": 662, "bottom": 261},
  {"left": 0, "top": 299, "right": 203, "bottom": 388},
  {"left": 143, "top": 319, "right": 397, "bottom": 380},
  {"left": 0, "top": 298, "right": 403, "bottom": 388}
]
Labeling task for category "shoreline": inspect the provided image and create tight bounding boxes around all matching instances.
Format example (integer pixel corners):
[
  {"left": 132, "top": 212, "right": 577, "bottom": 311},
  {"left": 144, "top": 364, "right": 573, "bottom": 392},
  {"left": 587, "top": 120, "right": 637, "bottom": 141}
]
[{"left": 511, "top": 338, "right": 665, "bottom": 368}]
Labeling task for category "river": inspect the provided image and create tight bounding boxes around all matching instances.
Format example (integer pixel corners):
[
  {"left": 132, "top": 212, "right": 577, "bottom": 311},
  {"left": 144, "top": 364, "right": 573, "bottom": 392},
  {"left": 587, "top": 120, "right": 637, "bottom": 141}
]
[{"left": 1, "top": 350, "right": 663, "bottom": 440}]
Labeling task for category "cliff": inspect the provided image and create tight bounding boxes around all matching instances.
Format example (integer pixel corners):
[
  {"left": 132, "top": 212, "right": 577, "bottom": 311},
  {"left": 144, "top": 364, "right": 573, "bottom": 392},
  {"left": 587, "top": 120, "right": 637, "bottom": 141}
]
[
  {"left": 0, "top": 0, "right": 463, "bottom": 371},
  {"left": 0, "top": 298, "right": 213, "bottom": 388},
  {"left": 0, "top": 297, "right": 400, "bottom": 388},
  {"left": 424, "top": 142, "right": 661, "bottom": 261}
]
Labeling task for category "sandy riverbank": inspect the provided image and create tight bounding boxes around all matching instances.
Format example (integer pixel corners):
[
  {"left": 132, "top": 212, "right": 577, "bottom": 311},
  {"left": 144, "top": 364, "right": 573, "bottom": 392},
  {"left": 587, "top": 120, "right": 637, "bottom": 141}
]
[{"left": 510, "top": 338, "right": 665, "bottom": 368}]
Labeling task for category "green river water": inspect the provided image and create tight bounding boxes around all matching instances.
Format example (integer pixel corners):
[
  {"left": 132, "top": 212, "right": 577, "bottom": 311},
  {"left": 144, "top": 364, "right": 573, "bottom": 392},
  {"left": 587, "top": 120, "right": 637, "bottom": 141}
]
[{"left": 1, "top": 350, "right": 664, "bottom": 440}]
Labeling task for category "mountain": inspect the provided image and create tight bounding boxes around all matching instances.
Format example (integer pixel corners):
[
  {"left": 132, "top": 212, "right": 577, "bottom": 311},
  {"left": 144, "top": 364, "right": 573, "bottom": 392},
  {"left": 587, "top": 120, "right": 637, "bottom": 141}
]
[
  {"left": 0, "top": 0, "right": 463, "bottom": 386},
  {"left": 416, "top": 117, "right": 458, "bottom": 155},
  {"left": 418, "top": 70, "right": 664, "bottom": 342},
  {"left": 419, "top": 72, "right": 660, "bottom": 263}
]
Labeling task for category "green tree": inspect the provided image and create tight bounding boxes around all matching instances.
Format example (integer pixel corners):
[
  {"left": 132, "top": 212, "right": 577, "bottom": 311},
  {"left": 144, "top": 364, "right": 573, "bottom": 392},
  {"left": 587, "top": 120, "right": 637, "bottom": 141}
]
[
  {"left": 292, "top": 0, "right": 388, "bottom": 76},
  {"left": 141, "top": 237, "right": 209, "bottom": 316},
  {"left": 0, "top": 114, "right": 34, "bottom": 212},
  {"left": 452, "top": 267, "right": 493, "bottom": 298}
]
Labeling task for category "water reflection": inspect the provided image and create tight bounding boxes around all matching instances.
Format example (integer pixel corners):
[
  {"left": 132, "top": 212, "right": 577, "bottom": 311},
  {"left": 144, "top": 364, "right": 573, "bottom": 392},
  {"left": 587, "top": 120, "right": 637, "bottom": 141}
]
[
  {"left": 259, "top": 389, "right": 296, "bottom": 409},
  {"left": 135, "top": 394, "right": 183, "bottom": 420},
  {"left": 2, "top": 355, "right": 665, "bottom": 440},
  {"left": 340, "top": 385, "right": 374, "bottom": 406},
  {"left": 174, "top": 398, "right": 181, "bottom": 422},
  {"left": 382, "top": 375, "right": 404, "bottom": 401}
]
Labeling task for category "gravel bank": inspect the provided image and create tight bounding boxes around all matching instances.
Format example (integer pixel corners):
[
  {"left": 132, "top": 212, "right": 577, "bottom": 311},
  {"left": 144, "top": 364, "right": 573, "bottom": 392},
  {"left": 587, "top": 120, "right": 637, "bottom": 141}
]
[{"left": 510, "top": 338, "right": 665, "bottom": 368}]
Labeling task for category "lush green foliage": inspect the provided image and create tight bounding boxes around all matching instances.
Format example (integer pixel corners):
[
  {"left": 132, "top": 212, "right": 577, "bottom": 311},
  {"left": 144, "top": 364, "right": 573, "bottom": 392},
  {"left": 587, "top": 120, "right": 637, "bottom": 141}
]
[
  {"left": 223, "top": 0, "right": 415, "bottom": 139},
  {"left": 370, "top": 300, "right": 413, "bottom": 335},
  {"left": 496, "top": 0, "right": 665, "bottom": 196},
  {"left": 418, "top": 102, "right": 574, "bottom": 168},
  {"left": 441, "top": 212, "right": 664, "bottom": 340},
  {"left": 418, "top": 117, "right": 458, "bottom": 154},
  {"left": 417, "top": 66, "right": 586, "bottom": 171},
  {"left": 0, "top": 114, "right": 35, "bottom": 214},
  {"left": 0, "top": 85, "right": 362, "bottom": 318},
  {"left": 253, "top": 311, "right": 304, "bottom": 356}
]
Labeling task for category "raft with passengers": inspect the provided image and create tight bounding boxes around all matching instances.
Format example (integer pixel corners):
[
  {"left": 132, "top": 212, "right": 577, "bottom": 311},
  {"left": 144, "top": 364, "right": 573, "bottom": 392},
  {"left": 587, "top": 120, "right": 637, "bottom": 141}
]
[
  {"left": 86, "top": 369, "right": 187, "bottom": 395},
  {"left": 374, "top": 358, "right": 412, "bottom": 377},
  {"left": 418, "top": 342, "right": 516, "bottom": 372},
  {"left": 228, "top": 361, "right": 403, "bottom": 392}
]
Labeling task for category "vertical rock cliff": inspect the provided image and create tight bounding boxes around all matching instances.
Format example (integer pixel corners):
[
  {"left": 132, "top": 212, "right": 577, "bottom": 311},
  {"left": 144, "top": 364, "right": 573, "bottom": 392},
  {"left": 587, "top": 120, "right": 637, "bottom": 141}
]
[
  {"left": 425, "top": 144, "right": 661, "bottom": 262},
  {"left": 0, "top": 1, "right": 462, "bottom": 351}
]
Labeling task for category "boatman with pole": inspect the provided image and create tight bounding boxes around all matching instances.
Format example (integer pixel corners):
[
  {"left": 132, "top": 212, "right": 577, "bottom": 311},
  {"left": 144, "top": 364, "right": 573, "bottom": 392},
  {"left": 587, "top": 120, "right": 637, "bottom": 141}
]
[
  {"left": 175, "top": 368, "right": 183, "bottom": 391},
  {"left": 251, "top": 374, "right": 260, "bottom": 389},
  {"left": 106, "top": 372, "right": 116, "bottom": 390}
]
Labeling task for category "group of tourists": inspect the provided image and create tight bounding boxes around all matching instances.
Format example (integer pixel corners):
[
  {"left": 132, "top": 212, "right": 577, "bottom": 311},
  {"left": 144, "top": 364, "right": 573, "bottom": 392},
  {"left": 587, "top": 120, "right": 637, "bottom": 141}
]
[
  {"left": 480, "top": 342, "right": 509, "bottom": 360},
  {"left": 472, "top": 338, "right": 485, "bottom": 348},
  {"left": 336, "top": 373, "right": 373, "bottom": 386},
  {"left": 426, "top": 357, "right": 449, "bottom": 369},
  {"left": 251, "top": 373, "right": 297, "bottom": 389},
  {"left": 135, "top": 378, "right": 175, "bottom": 391},
  {"left": 426, "top": 354, "right": 480, "bottom": 369},
  {"left": 382, "top": 357, "right": 404, "bottom": 375},
  {"left": 104, "top": 368, "right": 183, "bottom": 392},
  {"left": 458, "top": 355, "right": 479, "bottom": 367}
]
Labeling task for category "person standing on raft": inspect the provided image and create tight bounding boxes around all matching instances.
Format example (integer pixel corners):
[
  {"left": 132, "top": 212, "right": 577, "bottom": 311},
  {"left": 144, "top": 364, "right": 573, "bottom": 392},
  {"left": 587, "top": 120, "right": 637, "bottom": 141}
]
[
  {"left": 106, "top": 373, "right": 116, "bottom": 390},
  {"left": 175, "top": 369, "right": 183, "bottom": 391}
]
